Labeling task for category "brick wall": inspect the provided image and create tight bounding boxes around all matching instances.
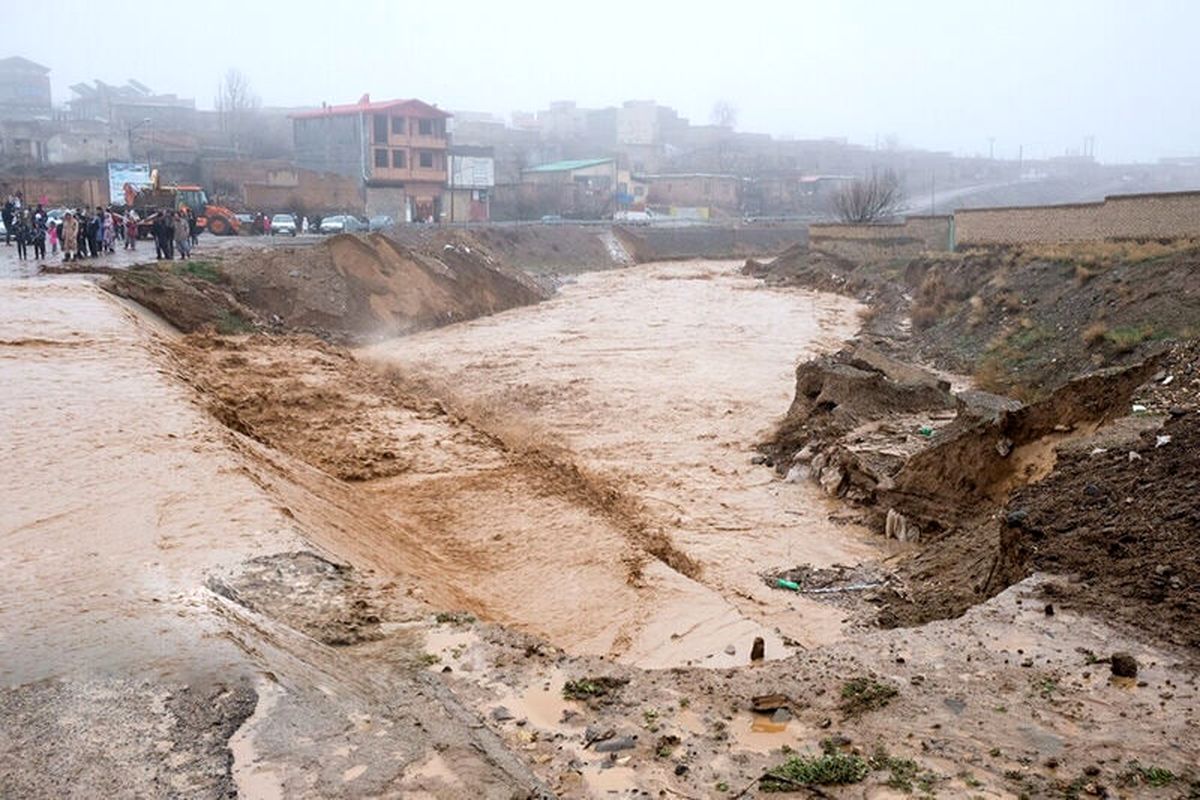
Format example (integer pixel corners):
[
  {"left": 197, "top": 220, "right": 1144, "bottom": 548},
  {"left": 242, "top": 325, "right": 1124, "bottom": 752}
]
[
  {"left": 0, "top": 176, "right": 105, "bottom": 208},
  {"left": 955, "top": 191, "right": 1200, "bottom": 246},
  {"left": 808, "top": 215, "right": 952, "bottom": 261},
  {"left": 204, "top": 158, "right": 363, "bottom": 215}
]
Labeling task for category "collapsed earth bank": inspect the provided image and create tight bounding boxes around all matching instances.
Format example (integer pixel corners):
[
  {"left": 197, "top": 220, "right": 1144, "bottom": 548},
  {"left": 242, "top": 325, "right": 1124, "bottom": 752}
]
[{"left": 751, "top": 241, "right": 1200, "bottom": 652}]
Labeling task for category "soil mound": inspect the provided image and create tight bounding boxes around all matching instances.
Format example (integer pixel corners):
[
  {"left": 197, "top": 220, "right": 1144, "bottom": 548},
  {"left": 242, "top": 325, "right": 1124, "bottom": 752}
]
[
  {"left": 1006, "top": 411, "right": 1200, "bottom": 650},
  {"left": 105, "top": 233, "right": 548, "bottom": 342}
]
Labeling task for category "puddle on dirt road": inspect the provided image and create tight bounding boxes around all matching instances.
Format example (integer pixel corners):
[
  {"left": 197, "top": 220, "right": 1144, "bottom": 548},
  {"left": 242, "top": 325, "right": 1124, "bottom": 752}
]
[
  {"left": 230, "top": 678, "right": 286, "bottom": 800},
  {"left": 486, "top": 668, "right": 649, "bottom": 797},
  {"left": 362, "top": 260, "right": 879, "bottom": 664}
]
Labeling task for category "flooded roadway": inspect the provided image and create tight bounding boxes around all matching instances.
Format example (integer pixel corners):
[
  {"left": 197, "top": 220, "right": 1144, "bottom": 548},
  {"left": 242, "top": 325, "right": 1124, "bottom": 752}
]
[{"left": 0, "top": 279, "right": 300, "bottom": 684}]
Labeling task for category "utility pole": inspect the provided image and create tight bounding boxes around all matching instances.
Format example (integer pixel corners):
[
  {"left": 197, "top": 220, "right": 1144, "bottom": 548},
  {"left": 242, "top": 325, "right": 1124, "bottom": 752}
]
[{"left": 988, "top": 137, "right": 995, "bottom": 161}]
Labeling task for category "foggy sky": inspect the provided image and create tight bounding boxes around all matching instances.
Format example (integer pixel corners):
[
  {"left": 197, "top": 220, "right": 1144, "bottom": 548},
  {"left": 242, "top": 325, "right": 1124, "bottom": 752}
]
[{"left": 9, "top": 0, "right": 1199, "bottom": 163}]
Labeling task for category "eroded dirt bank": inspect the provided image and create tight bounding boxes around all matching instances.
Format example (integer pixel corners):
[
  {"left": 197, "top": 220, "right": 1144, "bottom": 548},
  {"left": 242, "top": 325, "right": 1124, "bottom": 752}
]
[{"left": 98, "top": 231, "right": 548, "bottom": 342}]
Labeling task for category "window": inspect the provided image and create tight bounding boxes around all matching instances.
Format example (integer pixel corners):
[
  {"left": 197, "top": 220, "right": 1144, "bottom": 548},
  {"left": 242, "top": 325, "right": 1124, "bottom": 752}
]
[
  {"left": 418, "top": 118, "right": 433, "bottom": 136},
  {"left": 392, "top": 149, "right": 407, "bottom": 168},
  {"left": 391, "top": 116, "right": 405, "bottom": 135},
  {"left": 374, "top": 149, "right": 388, "bottom": 168},
  {"left": 418, "top": 150, "right": 434, "bottom": 169},
  {"left": 373, "top": 115, "right": 388, "bottom": 143}
]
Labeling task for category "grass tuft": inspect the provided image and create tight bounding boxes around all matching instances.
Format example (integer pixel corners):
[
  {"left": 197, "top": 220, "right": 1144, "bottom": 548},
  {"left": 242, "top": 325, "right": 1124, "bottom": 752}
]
[
  {"left": 839, "top": 677, "right": 898, "bottom": 717},
  {"left": 760, "top": 752, "right": 869, "bottom": 791}
]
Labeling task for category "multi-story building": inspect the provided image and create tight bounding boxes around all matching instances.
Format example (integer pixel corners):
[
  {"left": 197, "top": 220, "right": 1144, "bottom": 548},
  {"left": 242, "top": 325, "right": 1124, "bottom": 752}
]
[
  {"left": 446, "top": 145, "right": 495, "bottom": 222},
  {"left": 0, "top": 57, "right": 51, "bottom": 121},
  {"left": 292, "top": 94, "right": 450, "bottom": 222},
  {"left": 67, "top": 80, "right": 196, "bottom": 130}
]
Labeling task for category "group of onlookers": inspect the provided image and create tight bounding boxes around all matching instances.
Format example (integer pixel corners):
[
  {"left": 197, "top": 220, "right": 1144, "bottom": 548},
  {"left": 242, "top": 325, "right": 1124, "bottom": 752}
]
[
  {"left": 2, "top": 192, "right": 200, "bottom": 262},
  {"left": 149, "top": 209, "right": 199, "bottom": 260}
]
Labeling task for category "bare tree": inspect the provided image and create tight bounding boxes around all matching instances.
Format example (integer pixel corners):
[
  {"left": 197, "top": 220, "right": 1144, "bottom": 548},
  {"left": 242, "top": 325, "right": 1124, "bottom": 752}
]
[
  {"left": 710, "top": 100, "right": 738, "bottom": 129},
  {"left": 831, "top": 169, "right": 905, "bottom": 223},
  {"left": 216, "top": 69, "right": 261, "bottom": 156}
]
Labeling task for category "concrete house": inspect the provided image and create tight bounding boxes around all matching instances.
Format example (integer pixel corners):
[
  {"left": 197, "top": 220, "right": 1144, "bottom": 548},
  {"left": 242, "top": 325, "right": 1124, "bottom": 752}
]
[
  {"left": 292, "top": 95, "right": 451, "bottom": 222},
  {"left": 0, "top": 57, "right": 51, "bottom": 121}
]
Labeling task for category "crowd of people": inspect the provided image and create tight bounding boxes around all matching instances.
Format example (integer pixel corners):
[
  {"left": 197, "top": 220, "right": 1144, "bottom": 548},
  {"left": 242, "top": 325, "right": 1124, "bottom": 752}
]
[{"left": 3, "top": 192, "right": 199, "bottom": 263}]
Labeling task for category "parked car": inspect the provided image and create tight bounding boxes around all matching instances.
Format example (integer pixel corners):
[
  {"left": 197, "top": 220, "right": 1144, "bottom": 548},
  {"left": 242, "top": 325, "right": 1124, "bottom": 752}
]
[
  {"left": 319, "top": 215, "right": 365, "bottom": 234},
  {"left": 540, "top": 214, "right": 563, "bottom": 223},
  {"left": 368, "top": 214, "right": 394, "bottom": 232},
  {"left": 613, "top": 209, "right": 656, "bottom": 223},
  {"left": 270, "top": 213, "right": 297, "bottom": 236}
]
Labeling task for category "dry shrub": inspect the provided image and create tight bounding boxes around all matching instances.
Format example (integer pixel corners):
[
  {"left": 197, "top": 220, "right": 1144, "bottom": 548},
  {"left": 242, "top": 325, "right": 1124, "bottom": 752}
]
[
  {"left": 911, "top": 305, "right": 940, "bottom": 330},
  {"left": 1023, "top": 238, "right": 1199, "bottom": 269},
  {"left": 974, "top": 357, "right": 1009, "bottom": 394},
  {"left": 967, "top": 295, "right": 986, "bottom": 328},
  {"left": 858, "top": 303, "right": 884, "bottom": 324},
  {"left": 1082, "top": 321, "right": 1108, "bottom": 347}
]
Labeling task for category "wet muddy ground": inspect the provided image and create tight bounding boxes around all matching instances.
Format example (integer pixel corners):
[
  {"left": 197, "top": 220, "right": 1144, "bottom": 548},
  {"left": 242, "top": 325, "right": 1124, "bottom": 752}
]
[{"left": 2, "top": 260, "right": 1198, "bottom": 798}]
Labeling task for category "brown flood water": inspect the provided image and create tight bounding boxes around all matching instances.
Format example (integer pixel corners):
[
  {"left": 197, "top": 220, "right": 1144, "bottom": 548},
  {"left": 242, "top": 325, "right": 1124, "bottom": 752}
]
[
  {"left": 0, "top": 280, "right": 298, "bottom": 684},
  {"left": 363, "top": 260, "right": 881, "bottom": 667}
]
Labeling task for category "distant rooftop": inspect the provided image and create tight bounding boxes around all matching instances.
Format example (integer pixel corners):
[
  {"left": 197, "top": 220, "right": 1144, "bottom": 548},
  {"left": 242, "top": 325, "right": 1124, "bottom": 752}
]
[
  {"left": 524, "top": 158, "right": 613, "bottom": 173},
  {"left": 0, "top": 56, "right": 49, "bottom": 73},
  {"left": 291, "top": 94, "right": 450, "bottom": 120}
]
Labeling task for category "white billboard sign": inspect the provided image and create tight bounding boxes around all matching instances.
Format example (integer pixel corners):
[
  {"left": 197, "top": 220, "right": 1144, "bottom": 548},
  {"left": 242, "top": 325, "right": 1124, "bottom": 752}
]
[
  {"left": 449, "top": 156, "right": 494, "bottom": 189},
  {"left": 107, "top": 162, "right": 153, "bottom": 204}
]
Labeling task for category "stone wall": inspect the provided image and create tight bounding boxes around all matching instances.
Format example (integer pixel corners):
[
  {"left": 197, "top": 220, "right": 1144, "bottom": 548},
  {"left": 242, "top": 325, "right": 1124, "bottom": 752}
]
[
  {"left": 808, "top": 215, "right": 952, "bottom": 261},
  {"left": 954, "top": 191, "right": 1200, "bottom": 245},
  {"left": 615, "top": 222, "right": 808, "bottom": 261}
]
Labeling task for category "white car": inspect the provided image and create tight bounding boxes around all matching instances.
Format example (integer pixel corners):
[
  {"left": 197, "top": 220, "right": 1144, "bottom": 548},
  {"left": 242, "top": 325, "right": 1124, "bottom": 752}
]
[
  {"left": 270, "top": 213, "right": 297, "bottom": 236},
  {"left": 613, "top": 209, "right": 656, "bottom": 223},
  {"left": 319, "top": 215, "right": 365, "bottom": 234}
]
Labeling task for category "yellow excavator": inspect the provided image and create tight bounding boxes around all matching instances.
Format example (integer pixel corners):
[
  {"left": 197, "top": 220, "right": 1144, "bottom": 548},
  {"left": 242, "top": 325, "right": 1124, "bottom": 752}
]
[{"left": 124, "top": 169, "right": 240, "bottom": 237}]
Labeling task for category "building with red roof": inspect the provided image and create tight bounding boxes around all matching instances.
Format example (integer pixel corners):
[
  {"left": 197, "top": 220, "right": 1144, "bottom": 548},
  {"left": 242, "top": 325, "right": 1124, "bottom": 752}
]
[{"left": 292, "top": 94, "right": 451, "bottom": 222}]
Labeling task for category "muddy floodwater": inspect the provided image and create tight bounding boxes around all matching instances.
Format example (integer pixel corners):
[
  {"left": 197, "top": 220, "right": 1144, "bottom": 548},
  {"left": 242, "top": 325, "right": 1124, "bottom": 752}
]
[
  {"left": 364, "top": 259, "right": 880, "bottom": 667},
  {"left": 0, "top": 280, "right": 299, "bottom": 684}
]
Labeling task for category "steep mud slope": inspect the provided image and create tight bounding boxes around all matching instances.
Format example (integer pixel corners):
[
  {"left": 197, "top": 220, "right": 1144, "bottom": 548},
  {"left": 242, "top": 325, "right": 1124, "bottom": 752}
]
[
  {"left": 907, "top": 241, "right": 1200, "bottom": 398},
  {"left": 748, "top": 239, "right": 1200, "bottom": 399},
  {"left": 105, "top": 233, "right": 548, "bottom": 342}
]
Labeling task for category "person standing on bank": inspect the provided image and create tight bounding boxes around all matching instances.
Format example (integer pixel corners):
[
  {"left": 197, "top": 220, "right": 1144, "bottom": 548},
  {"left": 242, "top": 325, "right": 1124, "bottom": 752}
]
[
  {"left": 2, "top": 196, "right": 14, "bottom": 246},
  {"left": 13, "top": 211, "right": 29, "bottom": 260},
  {"left": 125, "top": 212, "right": 138, "bottom": 250},
  {"left": 62, "top": 212, "right": 78, "bottom": 262},
  {"left": 31, "top": 212, "right": 46, "bottom": 260},
  {"left": 174, "top": 209, "right": 191, "bottom": 259}
]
